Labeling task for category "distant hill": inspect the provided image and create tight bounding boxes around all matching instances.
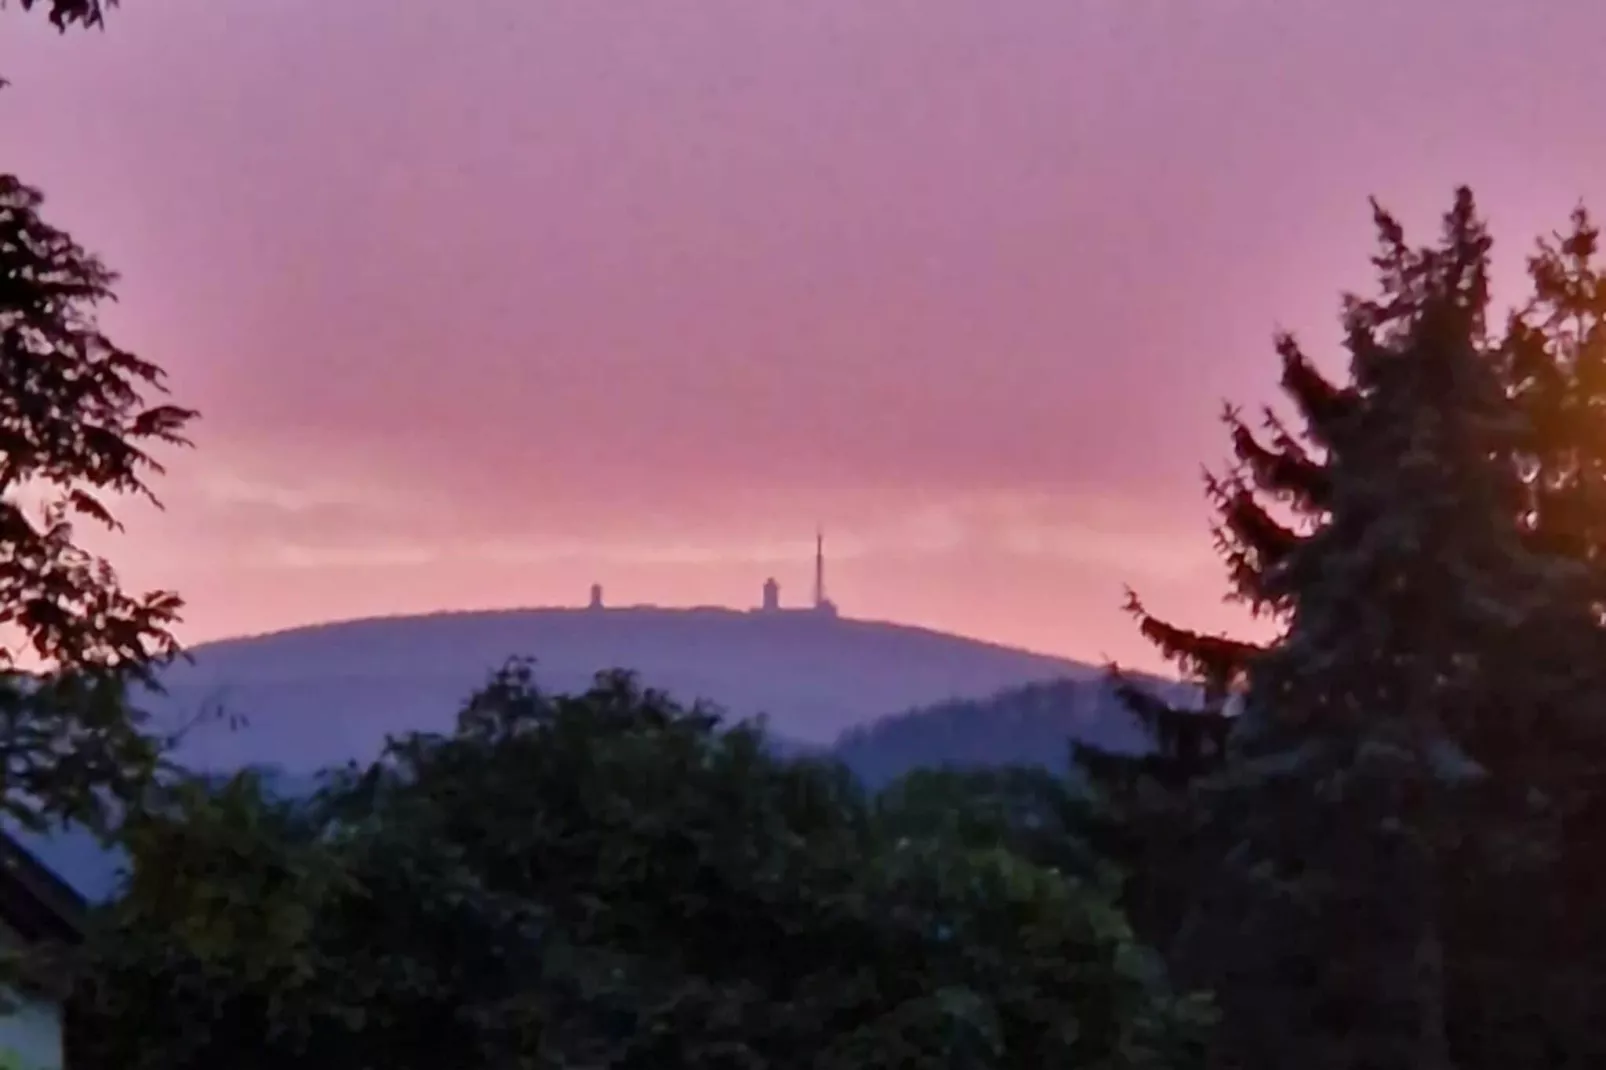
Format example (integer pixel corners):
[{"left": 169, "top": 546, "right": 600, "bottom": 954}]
[
  {"left": 144, "top": 607, "right": 1097, "bottom": 770},
  {"left": 830, "top": 674, "right": 1190, "bottom": 787},
  {"left": 12, "top": 607, "right": 1186, "bottom": 902}
]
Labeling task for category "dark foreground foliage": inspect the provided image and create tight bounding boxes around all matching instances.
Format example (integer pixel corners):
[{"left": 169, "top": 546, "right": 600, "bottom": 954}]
[
  {"left": 1078, "top": 192, "right": 1606, "bottom": 1070},
  {"left": 69, "top": 662, "right": 1211, "bottom": 1070},
  {"left": 0, "top": 156, "right": 195, "bottom": 838}
]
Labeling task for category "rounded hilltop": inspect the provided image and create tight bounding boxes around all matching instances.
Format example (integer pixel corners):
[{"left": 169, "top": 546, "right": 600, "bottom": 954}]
[
  {"left": 585, "top": 528, "right": 839, "bottom": 618},
  {"left": 153, "top": 569, "right": 1093, "bottom": 773}
]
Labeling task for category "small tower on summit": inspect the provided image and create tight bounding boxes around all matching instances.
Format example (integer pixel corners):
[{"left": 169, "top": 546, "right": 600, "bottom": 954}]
[
  {"left": 813, "top": 529, "right": 838, "bottom": 617},
  {"left": 813, "top": 529, "right": 826, "bottom": 609},
  {"left": 761, "top": 577, "right": 780, "bottom": 612},
  {"left": 588, "top": 583, "right": 604, "bottom": 611}
]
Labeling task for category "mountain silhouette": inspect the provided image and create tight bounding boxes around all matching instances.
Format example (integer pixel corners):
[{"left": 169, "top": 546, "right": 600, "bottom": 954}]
[
  {"left": 146, "top": 606, "right": 1099, "bottom": 770},
  {"left": 16, "top": 606, "right": 1155, "bottom": 902}
]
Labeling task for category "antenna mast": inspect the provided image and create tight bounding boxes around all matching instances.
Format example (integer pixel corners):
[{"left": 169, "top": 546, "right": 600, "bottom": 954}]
[{"left": 814, "top": 528, "right": 826, "bottom": 609}]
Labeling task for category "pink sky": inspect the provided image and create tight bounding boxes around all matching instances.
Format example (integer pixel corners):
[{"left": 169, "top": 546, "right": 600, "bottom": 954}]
[{"left": 2, "top": 0, "right": 1602, "bottom": 669}]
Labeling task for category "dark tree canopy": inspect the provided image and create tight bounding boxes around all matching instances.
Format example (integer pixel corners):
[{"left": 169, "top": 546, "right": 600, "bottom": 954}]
[
  {"left": 0, "top": 173, "right": 196, "bottom": 833},
  {"left": 70, "top": 663, "right": 1212, "bottom": 1070},
  {"left": 1074, "top": 190, "right": 1606, "bottom": 1070},
  {"left": 0, "top": 176, "right": 193, "bottom": 677},
  {"left": 5, "top": 0, "right": 179, "bottom": 680}
]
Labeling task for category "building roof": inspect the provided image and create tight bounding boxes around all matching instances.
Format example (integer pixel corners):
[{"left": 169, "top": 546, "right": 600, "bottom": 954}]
[{"left": 0, "top": 831, "right": 87, "bottom": 946}]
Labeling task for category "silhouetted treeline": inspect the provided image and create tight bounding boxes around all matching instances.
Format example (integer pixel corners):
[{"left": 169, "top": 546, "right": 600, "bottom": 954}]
[
  {"left": 1076, "top": 190, "right": 1606, "bottom": 1069},
  {"left": 833, "top": 675, "right": 1179, "bottom": 787}
]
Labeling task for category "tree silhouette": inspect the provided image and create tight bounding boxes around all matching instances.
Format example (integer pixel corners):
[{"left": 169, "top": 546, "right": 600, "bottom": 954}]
[
  {"left": 1074, "top": 190, "right": 1606, "bottom": 1070},
  {"left": 0, "top": 172, "right": 197, "bottom": 833},
  {"left": 70, "top": 664, "right": 1213, "bottom": 1070},
  {"left": 11, "top": 0, "right": 110, "bottom": 31},
  {"left": 1, "top": 0, "right": 114, "bottom": 88}
]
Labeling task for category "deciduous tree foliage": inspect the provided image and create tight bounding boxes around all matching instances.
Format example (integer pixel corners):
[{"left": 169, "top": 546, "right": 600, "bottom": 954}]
[
  {"left": 1, "top": 3, "right": 205, "bottom": 1035},
  {"left": 1, "top": 6, "right": 197, "bottom": 838},
  {"left": 71, "top": 663, "right": 1212, "bottom": 1070},
  {"left": 9, "top": 0, "right": 109, "bottom": 31},
  {"left": 0, "top": 173, "right": 196, "bottom": 836},
  {"left": 1, "top": 0, "right": 114, "bottom": 87}
]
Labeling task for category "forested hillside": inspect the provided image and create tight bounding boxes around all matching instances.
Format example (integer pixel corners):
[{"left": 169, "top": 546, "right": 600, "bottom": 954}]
[
  {"left": 139, "top": 609, "right": 1094, "bottom": 770},
  {"left": 831, "top": 675, "right": 1183, "bottom": 786}
]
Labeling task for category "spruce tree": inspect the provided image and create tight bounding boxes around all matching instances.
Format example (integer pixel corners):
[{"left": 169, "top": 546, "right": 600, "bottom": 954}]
[
  {"left": 1081, "top": 190, "right": 1606, "bottom": 1070},
  {"left": 1469, "top": 207, "right": 1606, "bottom": 1065}
]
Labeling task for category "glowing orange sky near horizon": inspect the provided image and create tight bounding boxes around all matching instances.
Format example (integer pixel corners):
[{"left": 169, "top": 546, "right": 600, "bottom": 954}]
[{"left": 4, "top": 0, "right": 1603, "bottom": 671}]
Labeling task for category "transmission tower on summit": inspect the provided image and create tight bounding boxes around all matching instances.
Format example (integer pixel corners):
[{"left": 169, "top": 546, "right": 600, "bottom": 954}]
[{"left": 813, "top": 529, "right": 838, "bottom": 616}]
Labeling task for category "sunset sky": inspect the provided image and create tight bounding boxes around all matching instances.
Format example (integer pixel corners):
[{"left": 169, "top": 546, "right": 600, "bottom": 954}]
[{"left": 4, "top": 0, "right": 1603, "bottom": 669}]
